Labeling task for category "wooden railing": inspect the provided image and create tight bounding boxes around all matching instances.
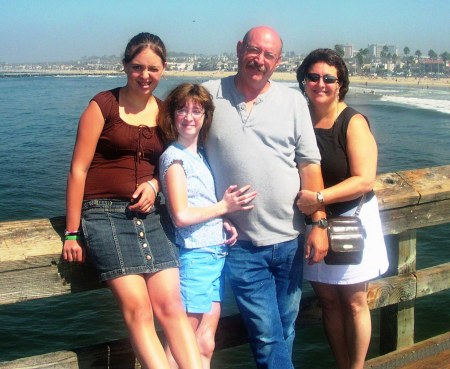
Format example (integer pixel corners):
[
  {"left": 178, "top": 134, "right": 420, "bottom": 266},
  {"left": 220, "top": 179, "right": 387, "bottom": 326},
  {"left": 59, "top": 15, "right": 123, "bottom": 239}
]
[{"left": 0, "top": 165, "right": 449, "bottom": 368}]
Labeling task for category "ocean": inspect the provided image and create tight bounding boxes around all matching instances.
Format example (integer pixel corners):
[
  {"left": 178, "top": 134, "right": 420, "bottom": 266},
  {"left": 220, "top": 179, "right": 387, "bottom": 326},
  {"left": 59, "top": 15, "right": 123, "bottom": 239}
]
[{"left": 0, "top": 75, "right": 449, "bottom": 368}]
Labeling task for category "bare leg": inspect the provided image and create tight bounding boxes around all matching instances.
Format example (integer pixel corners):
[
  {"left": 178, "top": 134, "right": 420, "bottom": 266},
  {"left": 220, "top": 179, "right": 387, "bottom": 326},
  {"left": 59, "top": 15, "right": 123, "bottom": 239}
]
[
  {"left": 188, "top": 302, "right": 221, "bottom": 369},
  {"left": 339, "top": 283, "right": 371, "bottom": 369},
  {"left": 166, "top": 302, "right": 221, "bottom": 369},
  {"left": 107, "top": 275, "right": 170, "bottom": 369},
  {"left": 311, "top": 281, "right": 350, "bottom": 369},
  {"left": 147, "top": 268, "right": 203, "bottom": 369}
]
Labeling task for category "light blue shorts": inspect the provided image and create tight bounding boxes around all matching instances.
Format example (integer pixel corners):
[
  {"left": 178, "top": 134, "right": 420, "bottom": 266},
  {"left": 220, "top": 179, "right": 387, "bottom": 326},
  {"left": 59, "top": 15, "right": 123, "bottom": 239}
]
[{"left": 179, "top": 244, "right": 228, "bottom": 313}]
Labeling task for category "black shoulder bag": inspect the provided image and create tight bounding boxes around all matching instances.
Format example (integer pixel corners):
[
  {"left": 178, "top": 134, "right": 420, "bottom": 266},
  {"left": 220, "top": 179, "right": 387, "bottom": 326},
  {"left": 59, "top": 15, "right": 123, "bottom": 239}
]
[{"left": 324, "top": 194, "right": 367, "bottom": 265}]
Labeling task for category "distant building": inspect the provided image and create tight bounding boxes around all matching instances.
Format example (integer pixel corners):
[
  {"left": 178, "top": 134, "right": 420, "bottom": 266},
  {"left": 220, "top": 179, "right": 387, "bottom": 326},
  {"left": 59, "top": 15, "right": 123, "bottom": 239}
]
[
  {"left": 386, "top": 45, "right": 399, "bottom": 57},
  {"left": 343, "top": 45, "right": 353, "bottom": 58},
  {"left": 423, "top": 59, "right": 445, "bottom": 74},
  {"left": 336, "top": 44, "right": 353, "bottom": 59},
  {"left": 368, "top": 44, "right": 383, "bottom": 58},
  {"left": 368, "top": 44, "right": 399, "bottom": 58}
]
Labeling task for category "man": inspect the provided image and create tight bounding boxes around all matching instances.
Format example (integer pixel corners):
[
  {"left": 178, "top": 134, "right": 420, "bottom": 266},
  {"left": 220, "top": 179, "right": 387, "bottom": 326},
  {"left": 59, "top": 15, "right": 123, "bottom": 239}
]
[{"left": 203, "top": 26, "right": 328, "bottom": 369}]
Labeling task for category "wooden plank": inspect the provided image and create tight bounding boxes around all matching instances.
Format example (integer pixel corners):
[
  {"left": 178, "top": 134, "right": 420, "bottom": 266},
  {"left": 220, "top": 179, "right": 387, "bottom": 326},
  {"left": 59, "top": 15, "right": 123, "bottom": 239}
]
[
  {"left": 373, "top": 165, "right": 450, "bottom": 211},
  {"left": 379, "top": 198, "right": 450, "bottom": 235},
  {"left": 367, "top": 274, "right": 416, "bottom": 309},
  {"left": 379, "top": 230, "right": 416, "bottom": 352},
  {"left": 0, "top": 264, "right": 71, "bottom": 305},
  {"left": 364, "top": 331, "right": 450, "bottom": 369},
  {"left": 0, "top": 254, "right": 58, "bottom": 273},
  {"left": 398, "top": 165, "right": 450, "bottom": 203},
  {"left": 0, "top": 258, "right": 100, "bottom": 305},
  {"left": 0, "top": 217, "right": 65, "bottom": 262},
  {"left": 374, "top": 172, "right": 419, "bottom": 210},
  {"left": 416, "top": 262, "right": 450, "bottom": 298},
  {"left": 1, "top": 198, "right": 449, "bottom": 268},
  {"left": 396, "top": 231, "right": 415, "bottom": 347},
  {"left": 0, "top": 339, "right": 139, "bottom": 369},
  {"left": 400, "top": 349, "right": 450, "bottom": 369}
]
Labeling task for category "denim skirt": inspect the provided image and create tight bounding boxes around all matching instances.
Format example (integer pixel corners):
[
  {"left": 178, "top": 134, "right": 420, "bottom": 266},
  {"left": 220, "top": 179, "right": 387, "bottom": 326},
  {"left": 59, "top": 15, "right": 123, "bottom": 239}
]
[{"left": 81, "top": 199, "right": 179, "bottom": 282}]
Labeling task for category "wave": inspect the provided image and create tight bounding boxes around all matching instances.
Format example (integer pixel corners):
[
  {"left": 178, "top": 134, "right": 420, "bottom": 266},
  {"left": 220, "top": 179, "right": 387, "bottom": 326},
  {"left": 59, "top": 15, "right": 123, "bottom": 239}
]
[
  {"left": 350, "top": 85, "right": 401, "bottom": 95},
  {"left": 379, "top": 95, "right": 450, "bottom": 115}
]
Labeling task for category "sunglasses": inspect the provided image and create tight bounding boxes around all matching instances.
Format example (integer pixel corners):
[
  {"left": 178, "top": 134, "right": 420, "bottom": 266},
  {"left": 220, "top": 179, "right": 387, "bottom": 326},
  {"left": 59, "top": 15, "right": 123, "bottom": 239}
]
[{"left": 306, "top": 73, "right": 339, "bottom": 84}]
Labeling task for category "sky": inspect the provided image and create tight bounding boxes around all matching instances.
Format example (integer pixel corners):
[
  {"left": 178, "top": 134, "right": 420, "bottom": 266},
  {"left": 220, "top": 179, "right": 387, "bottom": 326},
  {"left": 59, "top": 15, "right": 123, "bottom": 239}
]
[{"left": 1, "top": 0, "right": 449, "bottom": 63}]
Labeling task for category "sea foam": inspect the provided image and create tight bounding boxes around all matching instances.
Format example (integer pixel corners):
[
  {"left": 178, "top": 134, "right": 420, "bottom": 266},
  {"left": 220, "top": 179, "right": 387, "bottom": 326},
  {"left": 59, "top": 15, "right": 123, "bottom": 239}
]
[{"left": 380, "top": 95, "right": 450, "bottom": 115}]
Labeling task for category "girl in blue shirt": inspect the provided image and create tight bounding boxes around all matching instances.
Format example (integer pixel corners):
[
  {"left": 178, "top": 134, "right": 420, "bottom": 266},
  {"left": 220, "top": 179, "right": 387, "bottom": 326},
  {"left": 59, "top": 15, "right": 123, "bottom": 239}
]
[{"left": 159, "top": 83, "right": 256, "bottom": 369}]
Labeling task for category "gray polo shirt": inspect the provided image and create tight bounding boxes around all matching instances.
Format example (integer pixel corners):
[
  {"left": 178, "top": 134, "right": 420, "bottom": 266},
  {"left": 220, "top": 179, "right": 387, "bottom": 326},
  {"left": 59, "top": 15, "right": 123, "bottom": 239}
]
[{"left": 203, "top": 76, "right": 321, "bottom": 246}]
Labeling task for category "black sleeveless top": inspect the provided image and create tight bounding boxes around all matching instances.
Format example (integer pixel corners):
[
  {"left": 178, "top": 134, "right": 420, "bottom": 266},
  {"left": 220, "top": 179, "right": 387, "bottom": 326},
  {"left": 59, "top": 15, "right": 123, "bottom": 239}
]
[{"left": 315, "top": 106, "right": 374, "bottom": 215}]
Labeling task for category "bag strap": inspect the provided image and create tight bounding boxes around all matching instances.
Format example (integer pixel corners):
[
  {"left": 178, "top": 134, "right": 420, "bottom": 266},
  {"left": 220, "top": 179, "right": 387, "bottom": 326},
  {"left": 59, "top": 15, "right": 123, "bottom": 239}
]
[{"left": 353, "top": 193, "right": 367, "bottom": 216}]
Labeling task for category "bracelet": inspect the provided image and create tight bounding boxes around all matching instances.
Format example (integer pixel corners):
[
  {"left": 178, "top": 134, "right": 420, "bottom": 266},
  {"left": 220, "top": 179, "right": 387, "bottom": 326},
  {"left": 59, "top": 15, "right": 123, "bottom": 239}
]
[
  {"left": 65, "top": 235, "right": 81, "bottom": 241},
  {"left": 147, "top": 180, "right": 158, "bottom": 198},
  {"left": 316, "top": 191, "right": 324, "bottom": 204},
  {"left": 64, "top": 229, "right": 80, "bottom": 236}
]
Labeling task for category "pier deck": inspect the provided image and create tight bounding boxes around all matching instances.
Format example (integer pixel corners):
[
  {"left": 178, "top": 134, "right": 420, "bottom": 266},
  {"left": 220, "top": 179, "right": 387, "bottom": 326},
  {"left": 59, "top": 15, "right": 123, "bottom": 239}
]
[{"left": 365, "top": 332, "right": 450, "bottom": 369}]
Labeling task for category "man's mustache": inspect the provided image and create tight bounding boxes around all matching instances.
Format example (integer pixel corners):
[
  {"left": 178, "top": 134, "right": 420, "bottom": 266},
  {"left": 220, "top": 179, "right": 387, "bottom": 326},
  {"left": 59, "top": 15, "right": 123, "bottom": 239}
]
[{"left": 247, "top": 60, "right": 266, "bottom": 73}]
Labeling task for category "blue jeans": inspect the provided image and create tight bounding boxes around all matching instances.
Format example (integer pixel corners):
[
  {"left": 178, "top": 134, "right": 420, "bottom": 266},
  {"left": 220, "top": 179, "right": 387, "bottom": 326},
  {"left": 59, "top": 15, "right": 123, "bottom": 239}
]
[{"left": 226, "top": 237, "right": 303, "bottom": 369}]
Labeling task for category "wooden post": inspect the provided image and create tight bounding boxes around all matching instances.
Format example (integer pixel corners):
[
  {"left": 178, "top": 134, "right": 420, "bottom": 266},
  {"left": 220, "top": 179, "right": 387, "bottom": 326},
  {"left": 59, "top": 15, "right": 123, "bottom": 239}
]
[{"left": 379, "top": 230, "right": 416, "bottom": 354}]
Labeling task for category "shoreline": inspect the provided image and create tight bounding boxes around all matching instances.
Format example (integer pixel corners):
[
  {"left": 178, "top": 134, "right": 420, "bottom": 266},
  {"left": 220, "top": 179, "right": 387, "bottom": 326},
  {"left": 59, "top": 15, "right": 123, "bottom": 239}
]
[
  {"left": 165, "top": 70, "right": 450, "bottom": 88},
  {"left": 1, "top": 69, "right": 449, "bottom": 88}
]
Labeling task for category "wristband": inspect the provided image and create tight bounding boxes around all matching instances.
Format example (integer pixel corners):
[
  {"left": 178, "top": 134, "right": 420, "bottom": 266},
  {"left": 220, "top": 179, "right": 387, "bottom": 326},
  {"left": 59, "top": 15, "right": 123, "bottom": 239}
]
[
  {"left": 65, "top": 235, "right": 81, "bottom": 241},
  {"left": 65, "top": 229, "right": 80, "bottom": 236},
  {"left": 147, "top": 180, "right": 158, "bottom": 198}
]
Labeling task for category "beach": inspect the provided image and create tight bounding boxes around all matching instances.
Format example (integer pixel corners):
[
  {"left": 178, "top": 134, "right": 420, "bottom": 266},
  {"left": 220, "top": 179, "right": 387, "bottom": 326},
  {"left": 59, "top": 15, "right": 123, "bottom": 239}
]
[{"left": 165, "top": 70, "right": 450, "bottom": 88}]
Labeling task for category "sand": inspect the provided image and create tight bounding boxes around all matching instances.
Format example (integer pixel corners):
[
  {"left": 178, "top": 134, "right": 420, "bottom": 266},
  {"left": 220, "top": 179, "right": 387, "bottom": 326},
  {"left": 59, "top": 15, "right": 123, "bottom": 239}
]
[{"left": 165, "top": 70, "right": 450, "bottom": 88}]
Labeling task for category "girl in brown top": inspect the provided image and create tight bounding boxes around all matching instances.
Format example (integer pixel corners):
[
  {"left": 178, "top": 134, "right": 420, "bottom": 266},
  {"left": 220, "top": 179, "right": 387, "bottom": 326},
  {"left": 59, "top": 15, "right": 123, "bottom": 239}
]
[{"left": 62, "top": 33, "right": 203, "bottom": 369}]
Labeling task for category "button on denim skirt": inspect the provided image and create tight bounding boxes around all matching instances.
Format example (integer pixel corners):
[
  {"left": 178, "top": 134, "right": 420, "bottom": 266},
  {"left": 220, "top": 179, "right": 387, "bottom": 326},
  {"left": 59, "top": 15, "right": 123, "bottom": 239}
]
[{"left": 81, "top": 199, "right": 179, "bottom": 282}]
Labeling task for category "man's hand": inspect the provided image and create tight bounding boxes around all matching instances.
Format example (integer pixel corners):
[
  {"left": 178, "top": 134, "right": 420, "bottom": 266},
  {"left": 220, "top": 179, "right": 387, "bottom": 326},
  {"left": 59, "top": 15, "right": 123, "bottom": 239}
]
[{"left": 304, "top": 226, "right": 328, "bottom": 264}]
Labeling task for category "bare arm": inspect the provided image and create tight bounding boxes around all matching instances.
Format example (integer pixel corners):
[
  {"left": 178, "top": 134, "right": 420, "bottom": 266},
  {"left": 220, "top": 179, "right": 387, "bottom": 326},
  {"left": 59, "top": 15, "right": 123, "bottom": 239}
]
[
  {"left": 63, "top": 101, "right": 105, "bottom": 262},
  {"left": 297, "top": 114, "right": 377, "bottom": 213},
  {"left": 164, "top": 162, "right": 256, "bottom": 228},
  {"left": 298, "top": 162, "right": 328, "bottom": 264}
]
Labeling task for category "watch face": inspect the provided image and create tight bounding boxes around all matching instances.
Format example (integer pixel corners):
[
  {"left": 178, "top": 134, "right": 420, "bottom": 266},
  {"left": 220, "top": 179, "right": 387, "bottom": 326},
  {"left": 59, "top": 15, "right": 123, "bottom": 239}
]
[{"left": 318, "top": 219, "right": 328, "bottom": 228}]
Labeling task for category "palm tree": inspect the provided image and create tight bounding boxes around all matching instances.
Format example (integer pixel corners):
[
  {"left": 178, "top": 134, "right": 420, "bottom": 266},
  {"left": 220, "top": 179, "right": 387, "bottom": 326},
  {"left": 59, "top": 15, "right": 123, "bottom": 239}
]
[
  {"left": 428, "top": 49, "right": 438, "bottom": 74},
  {"left": 334, "top": 44, "right": 344, "bottom": 58},
  {"left": 440, "top": 51, "right": 449, "bottom": 74},
  {"left": 403, "top": 47, "right": 410, "bottom": 59},
  {"left": 356, "top": 48, "right": 369, "bottom": 74},
  {"left": 403, "top": 47, "right": 410, "bottom": 72},
  {"left": 380, "top": 45, "right": 389, "bottom": 62},
  {"left": 414, "top": 50, "right": 423, "bottom": 75},
  {"left": 392, "top": 53, "right": 398, "bottom": 70},
  {"left": 415, "top": 50, "right": 422, "bottom": 63},
  {"left": 356, "top": 50, "right": 364, "bottom": 73}
]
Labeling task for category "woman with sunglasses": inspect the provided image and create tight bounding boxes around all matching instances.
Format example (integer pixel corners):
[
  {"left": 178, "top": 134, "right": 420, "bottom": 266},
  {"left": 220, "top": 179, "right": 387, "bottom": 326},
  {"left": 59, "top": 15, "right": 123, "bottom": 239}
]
[
  {"left": 62, "top": 33, "right": 203, "bottom": 369},
  {"left": 296, "top": 49, "right": 388, "bottom": 369},
  {"left": 158, "top": 83, "right": 256, "bottom": 369}
]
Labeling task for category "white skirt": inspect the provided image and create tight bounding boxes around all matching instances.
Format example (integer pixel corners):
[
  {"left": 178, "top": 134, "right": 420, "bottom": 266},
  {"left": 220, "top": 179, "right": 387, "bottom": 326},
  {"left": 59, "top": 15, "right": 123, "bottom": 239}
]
[{"left": 303, "top": 195, "right": 389, "bottom": 285}]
